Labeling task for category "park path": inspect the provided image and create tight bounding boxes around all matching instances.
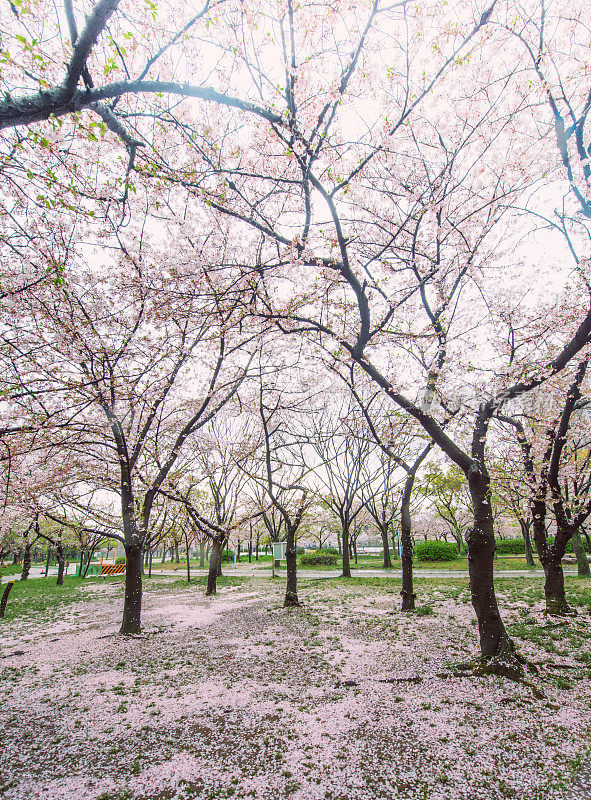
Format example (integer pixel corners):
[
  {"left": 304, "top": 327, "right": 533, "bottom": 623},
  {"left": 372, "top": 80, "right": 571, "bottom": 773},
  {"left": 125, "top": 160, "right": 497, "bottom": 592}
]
[{"left": 1, "top": 565, "right": 582, "bottom": 582}]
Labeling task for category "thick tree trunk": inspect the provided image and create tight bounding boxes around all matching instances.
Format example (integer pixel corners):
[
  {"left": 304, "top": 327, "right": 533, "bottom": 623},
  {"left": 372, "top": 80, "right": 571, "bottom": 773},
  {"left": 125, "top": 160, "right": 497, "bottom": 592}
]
[
  {"left": 341, "top": 524, "right": 351, "bottom": 578},
  {"left": 542, "top": 552, "right": 570, "bottom": 614},
  {"left": 56, "top": 542, "right": 65, "bottom": 585},
  {"left": 380, "top": 525, "right": 393, "bottom": 568},
  {"left": 206, "top": 539, "right": 223, "bottom": 595},
  {"left": 571, "top": 529, "right": 590, "bottom": 577},
  {"left": 120, "top": 539, "right": 142, "bottom": 634},
  {"left": 20, "top": 544, "right": 32, "bottom": 581},
  {"left": 174, "top": 541, "right": 180, "bottom": 563},
  {"left": 466, "top": 469, "right": 516, "bottom": 670},
  {"left": 400, "top": 479, "right": 415, "bottom": 611}
]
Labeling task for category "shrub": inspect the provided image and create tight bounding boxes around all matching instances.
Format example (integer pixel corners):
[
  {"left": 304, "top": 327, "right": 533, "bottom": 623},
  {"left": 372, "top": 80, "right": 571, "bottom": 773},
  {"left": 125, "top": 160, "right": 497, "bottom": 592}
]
[
  {"left": 320, "top": 546, "right": 340, "bottom": 555},
  {"left": 114, "top": 555, "right": 126, "bottom": 565},
  {"left": 300, "top": 551, "right": 339, "bottom": 566},
  {"left": 495, "top": 538, "right": 526, "bottom": 555},
  {"left": 414, "top": 540, "right": 458, "bottom": 562},
  {"left": 547, "top": 536, "right": 590, "bottom": 554}
]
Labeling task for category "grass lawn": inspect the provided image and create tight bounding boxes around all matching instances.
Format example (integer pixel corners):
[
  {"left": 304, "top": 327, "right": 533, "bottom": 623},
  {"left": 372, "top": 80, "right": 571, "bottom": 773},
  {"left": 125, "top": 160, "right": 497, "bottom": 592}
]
[{"left": 0, "top": 572, "right": 589, "bottom": 800}]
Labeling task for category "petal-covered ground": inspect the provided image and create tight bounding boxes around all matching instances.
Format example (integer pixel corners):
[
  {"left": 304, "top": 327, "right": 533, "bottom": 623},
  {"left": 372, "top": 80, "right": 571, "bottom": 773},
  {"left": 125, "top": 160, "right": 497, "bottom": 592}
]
[{"left": 0, "top": 574, "right": 589, "bottom": 800}]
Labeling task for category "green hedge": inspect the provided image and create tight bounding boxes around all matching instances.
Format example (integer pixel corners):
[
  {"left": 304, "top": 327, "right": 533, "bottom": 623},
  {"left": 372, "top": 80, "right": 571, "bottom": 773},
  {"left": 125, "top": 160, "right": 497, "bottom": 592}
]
[
  {"left": 495, "top": 538, "right": 526, "bottom": 554},
  {"left": 548, "top": 536, "right": 590, "bottom": 554},
  {"left": 300, "top": 551, "right": 339, "bottom": 566},
  {"left": 414, "top": 541, "right": 458, "bottom": 562},
  {"left": 114, "top": 555, "right": 126, "bottom": 565}
]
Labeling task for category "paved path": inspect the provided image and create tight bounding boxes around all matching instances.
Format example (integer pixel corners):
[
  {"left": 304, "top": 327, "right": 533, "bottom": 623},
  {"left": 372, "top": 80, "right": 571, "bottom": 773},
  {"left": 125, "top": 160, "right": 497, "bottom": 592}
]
[{"left": 2, "top": 565, "right": 582, "bottom": 583}]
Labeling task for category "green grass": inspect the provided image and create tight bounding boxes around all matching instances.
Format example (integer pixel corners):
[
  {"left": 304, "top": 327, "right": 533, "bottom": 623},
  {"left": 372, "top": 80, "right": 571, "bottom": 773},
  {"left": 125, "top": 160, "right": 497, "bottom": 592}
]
[{"left": 0, "top": 575, "right": 125, "bottom": 623}]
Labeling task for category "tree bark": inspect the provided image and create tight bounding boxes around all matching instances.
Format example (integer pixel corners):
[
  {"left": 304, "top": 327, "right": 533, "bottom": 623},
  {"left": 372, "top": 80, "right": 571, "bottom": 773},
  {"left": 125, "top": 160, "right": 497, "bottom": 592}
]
[
  {"left": 466, "top": 468, "right": 516, "bottom": 669},
  {"left": 206, "top": 538, "right": 223, "bottom": 596},
  {"left": 56, "top": 542, "right": 65, "bottom": 585},
  {"left": 400, "top": 476, "right": 415, "bottom": 611},
  {"left": 174, "top": 540, "right": 180, "bottom": 563},
  {"left": 0, "top": 581, "right": 15, "bottom": 618},
  {"left": 20, "top": 544, "right": 32, "bottom": 581},
  {"left": 571, "top": 529, "right": 590, "bottom": 577},
  {"left": 284, "top": 526, "right": 300, "bottom": 607},
  {"left": 119, "top": 538, "right": 142, "bottom": 634},
  {"left": 341, "top": 524, "right": 351, "bottom": 578},
  {"left": 380, "top": 524, "right": 393, "bottom": 568},
  {"left": 185, "top": 531, "right": 191, "bottom": 583},
  {"left": 518, "top": 518, "right": 535, "bottom": 567},
  {"left": 531, "top": 500, "right": 572, "bottom": 614}
]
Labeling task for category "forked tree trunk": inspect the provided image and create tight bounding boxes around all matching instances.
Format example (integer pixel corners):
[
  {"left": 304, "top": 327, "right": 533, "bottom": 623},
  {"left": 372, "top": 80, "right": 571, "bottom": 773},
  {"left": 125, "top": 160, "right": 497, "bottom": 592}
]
[
  {"left": 120, "top": 539, "right": 142, "bottom": 634},
  {"left": 206, "top": 538, "right": 223, "bottom": 596},
  {"left": 571, "top": 529, "right": 590, "bottom": 577},
  {"left": 531, "top": 500, "right": 572, "bottom": 614},
  {"left": 56, "top": 542, "right": 65, "bottom": 585},
  {"left": 284, "top": 527, "right": 300, "bottom": 607}
]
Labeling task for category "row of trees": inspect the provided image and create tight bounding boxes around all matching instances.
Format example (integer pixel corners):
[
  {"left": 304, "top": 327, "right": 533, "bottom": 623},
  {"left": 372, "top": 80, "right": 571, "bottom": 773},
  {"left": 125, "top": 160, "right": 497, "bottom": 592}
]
[{"left": 1, "top": 0, "right": 590, "bottom": 676}]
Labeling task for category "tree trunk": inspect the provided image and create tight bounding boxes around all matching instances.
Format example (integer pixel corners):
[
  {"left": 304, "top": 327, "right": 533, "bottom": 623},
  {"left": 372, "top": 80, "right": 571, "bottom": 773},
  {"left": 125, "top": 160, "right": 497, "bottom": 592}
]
[
  {"left": 199, "top": 540, "right": 205, "bottom": 568},
  {"left": 380, "top": 525, "right": 393, "bottom": 568},
  {"left": 44, "top": 546, "right": 51, "bottom": 577},
  {"left": 541, "top": 550, "right": 571, "bottom": 614},
  {"left": 340, "top": 523, "right": 351, "bottom": 578},
  {"left": 352, "top": 537, "right": 358, "bottom": 565},
  {"left": 56, "top": 542, "right": 65, "bottom": 585},
  {"left": 185, "top": 531, "right": 191, "bottom": 583},
  {"left": 206, "top": 538, "right": 223, "bottom": 596},
  {"left": 466, "top": 468, "right": 516, "bottom": 671},
  {"left": 148, "top": 550, "right": 153, "bottom": 578},
  {"left": 400, "top": 477, "right": 415, "bottom": 611},
  {"left": 78, "top": 549, "right": 84, "bottom": 577},
  {"left": 284, "top": 526, "right": 300, "bottom": 607},
  {"left": 571, "top": 529, "right": 590, "bottom": 577},
  {"left": 82, "top": 548, "right": 94, "bottom": 578},
  {"left": 0, "top": 581, "right": 15, "bottom": 618},
  {"left": 519, "top": 518, "right": 535, "bottom": 567},
  {"left": 531, "top": 500, "right": 572, "bottom": 614},
  {"left": 120, "top": 539, "right": 143, "bottom": 634},
  {"left": 20, "top": 544, "right": 32, "bottom": 581},
  {"left": 174, "top": 540, "right": 179, "bottom": 563}
]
